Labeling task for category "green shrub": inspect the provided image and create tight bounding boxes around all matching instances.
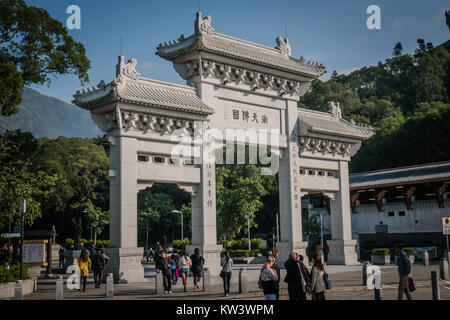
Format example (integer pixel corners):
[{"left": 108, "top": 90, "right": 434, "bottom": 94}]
[
  {"left": 96, "top": 240, "right": 110, "bottom": 248},
  {"left": 227, "top": 250, "right": 252, "bottom": 258},
  {"left": 172, "top": 239, "right": 191, "bottom": 251},
  {"left": 372, "top": 248, "right": 390, "bottom": 256},
  {"left": 251, "top": 238, "right": 264, "bottom": 250},
  {"left": 227, "top": 238, "right": 264, "bottom": 250},
  {"left": 217, "top": 240, "right": 231, "bottom": 249},
  {"left": 404, "top": 248, "right": 414, "bottom": 255},
  {"left": 0, "top": 263, "right": 28, "bottom": 283},
  {"left": 65, "top": 238, "right": 74, "bottom": 247}
]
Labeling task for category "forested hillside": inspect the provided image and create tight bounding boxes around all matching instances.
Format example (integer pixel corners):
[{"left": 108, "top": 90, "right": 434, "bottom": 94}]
[
  {"left": 0, "top": 87, "right": 101, "bottom": 138},
  {"left": 300, "top": 39, "right": 450, "bottom": 173}
]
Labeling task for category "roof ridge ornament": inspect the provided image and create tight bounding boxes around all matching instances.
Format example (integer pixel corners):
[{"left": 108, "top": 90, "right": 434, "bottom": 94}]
[
  {"left": 195, "top": 11, "right": 215, "bottom": 35},
  {"left": 116, "top": 55, "right": 141, "bottom": 80},
  {"left": 329, "top": 101, "right": 342, "bottom": 119},
  {"left": 276, "top": 37, "right": 291, "bottom": 55}
]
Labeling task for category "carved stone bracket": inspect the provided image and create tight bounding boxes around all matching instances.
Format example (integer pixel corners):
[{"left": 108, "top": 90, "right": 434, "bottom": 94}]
[
  {"left": 177, "top": 184, "right": 198, "bottom": 196},
  {"left": 376, "top": 189, "right": 388, "bottom": 212},
  {"left": 351, "top": 191, "right": 360, "bottom": 213},
  {"left": 404, "top": 186, "right": 416, "bottom": 211},
  {"left": 185, "top": 59, "right": 302, "bottom": 95},
  {"left": 103, "top": 111, "right": 195, "bottom": 136},
  {"left": 436, "top": 183, "right": 447, "bottom": 209},
  {"left": 137, "top": 182, "right": 154, "bottom": 192},
  {"left": 299, "top": 136, "right": 352, "bottom": 156}
]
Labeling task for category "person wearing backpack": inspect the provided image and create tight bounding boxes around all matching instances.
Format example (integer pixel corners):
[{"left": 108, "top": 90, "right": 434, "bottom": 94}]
[
  {"left": 310, "top": 255, "right": 326, "bottom": 300},
  {"left": 191, "top": 248, "right": 205, "bottom": 290}
]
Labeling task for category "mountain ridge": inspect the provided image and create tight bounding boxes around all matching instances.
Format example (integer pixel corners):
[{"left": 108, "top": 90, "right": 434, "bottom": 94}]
[{"left": 0, "top": 87, "right": 102, "bottom": 138}]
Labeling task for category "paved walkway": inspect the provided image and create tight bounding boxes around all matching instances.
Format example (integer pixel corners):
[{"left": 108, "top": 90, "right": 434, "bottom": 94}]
[{"left": 12, "top": 262, "right": 450, "bottom": 300}]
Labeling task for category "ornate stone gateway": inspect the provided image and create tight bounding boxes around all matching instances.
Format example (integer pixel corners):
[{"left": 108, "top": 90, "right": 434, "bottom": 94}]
[{"left": 73, "top": 12, "right": 373, "bottom": 283}]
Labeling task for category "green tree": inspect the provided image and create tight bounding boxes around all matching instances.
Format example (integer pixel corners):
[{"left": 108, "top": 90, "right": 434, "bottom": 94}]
[
  {"left": 216, "top": 165, "right": 268, "bottom": 240},
  {"left": 0, "top": 130, "right": 59, "bottom": 229},
  {"left": 0, "top": 0, "right": 90, "bottom": 115},
  {"left": 31, "top": 137, "right": 109, "bottom": 246}
]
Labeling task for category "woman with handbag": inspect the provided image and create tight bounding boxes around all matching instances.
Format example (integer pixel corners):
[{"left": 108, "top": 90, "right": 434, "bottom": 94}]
[
  {"left": 220, "top": 251, "right": 233, "bottom": 296},
  {"left": 259, "top": 258, "right": 279, "bottom": 300},
  {"left": 310, "top": 255, "right": 326, "bottom": 300}
]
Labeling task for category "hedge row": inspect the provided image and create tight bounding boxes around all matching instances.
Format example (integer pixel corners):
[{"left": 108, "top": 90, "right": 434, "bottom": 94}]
[
  {"left": 0, "top": 263, "right": 27, "bottom": 284},
  {"left": 64, "top": 238, "right": 109, "bottom": 248},
  {"left": 218, "top": 238, "right": 264, "bottom": 251},
  {"left": 372, "top": 248, "right": 415, "bottom": 256}
]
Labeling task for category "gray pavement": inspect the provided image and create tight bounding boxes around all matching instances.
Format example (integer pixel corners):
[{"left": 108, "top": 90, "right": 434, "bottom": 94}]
[{"left": 11, "top": 262, "right": 450, "bottom": 300}]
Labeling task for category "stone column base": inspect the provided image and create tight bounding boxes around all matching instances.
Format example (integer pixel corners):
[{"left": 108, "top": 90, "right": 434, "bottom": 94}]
[
  {"left": 276, "top": 241, "right": 309, "bottom": 267},
  {"left": 186, "top": 244, "right": 223, "bottom": 277},
  {"left": 327, "top": 240, "right": 359, "bottom": 265},
  {"left": 104, "top": 247, "right": 146, "bottom": 284}
]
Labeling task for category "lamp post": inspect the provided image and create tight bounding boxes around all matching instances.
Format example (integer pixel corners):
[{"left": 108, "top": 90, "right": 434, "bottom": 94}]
[
  {"left": 245, "top": 215, "right": 251, "bottom": 251},
  {"left": 19, "top": 199, "right": 26, "bottom": 280},
  {"left": 276, "top": 213, "right": 280, "bottom": 243},
  {"left": 172, "top": 210, "right": 183, "bottom": 240}
]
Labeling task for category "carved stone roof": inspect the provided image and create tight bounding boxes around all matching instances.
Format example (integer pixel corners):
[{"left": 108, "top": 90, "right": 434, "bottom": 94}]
[
  {"left": 72, "top": 56, "right": 214, "bottom": 116},
  {"left": 156, "top": 12, "right": 326, "bottom": 79},
  {"left": 350, "top": 161, "right": 450, "bottom": 189},
  {"left": 298, "top": 107, "right": 374, "bottom": 140}
]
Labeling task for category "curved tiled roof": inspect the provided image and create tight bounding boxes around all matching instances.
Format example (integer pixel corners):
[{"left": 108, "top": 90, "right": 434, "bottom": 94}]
[
  {"left": 350, "top": 162, "right": 450, "bottom": 188},
  {"left": 298, "top": 108, "right": 373, "bottom": 139},
  {"left": 156, "top": 14, "right": 326, "bottom": 79},
  {"left": 73, "top": 77, "right": 214, "bottom": 116}
]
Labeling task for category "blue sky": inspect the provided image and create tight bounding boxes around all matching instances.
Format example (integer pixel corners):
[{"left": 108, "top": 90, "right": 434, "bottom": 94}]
[{"left": 27, "top": 0, "right": 450, "bottom": 103}]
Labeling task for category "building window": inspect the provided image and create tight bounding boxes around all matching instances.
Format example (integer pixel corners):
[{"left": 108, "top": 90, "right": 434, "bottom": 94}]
[
  {"left": 308, "top": 170, "right": 315, "bottom": 176},
  {"left": 183, "top": 158, "right": 194, "bottom": 166},
  {"left": 169, "top": 158, "right": 179, "bottom": 166},
  {"left": 300, "top": 169, "right": 306, "bottom": 175},
  {"left": 399, "top": 211, "right": 405, "bottom": 216},
  {"left": 153, "top": 156, "right": 165, "bottom": 164},
  {"left": 388, "top": 211, "right": 394, "bottom": 217},
  {"left": 318, "top": 171, "right": 325, "bottom": 177},
  {"left": 327, "top": 171, "right": 335, "bottom": 177},
  {"left": 137, "top": 155, "right": 149, "bottom": 162}
]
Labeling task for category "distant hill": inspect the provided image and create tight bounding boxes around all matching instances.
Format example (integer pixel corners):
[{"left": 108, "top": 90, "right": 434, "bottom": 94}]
[{"left": 0, "top": 87, "right": 102, "bottom": 138}]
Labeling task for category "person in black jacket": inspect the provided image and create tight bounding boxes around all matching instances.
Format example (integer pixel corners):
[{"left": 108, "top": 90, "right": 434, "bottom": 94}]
[
  {"left": 156, "top": 251, "right": 173, "bottom": 294},
  {"left": 190, "top": 248, "right": 205, "bottom": 289},
  {"left": 268, "top": 255, "right": 281, "bottom": 300},
  {"left": 92, "top": 248, "right": 105, "bottom": 288},
  {"left": 284, "top": 252, "right": 306, "bottom": 300}
]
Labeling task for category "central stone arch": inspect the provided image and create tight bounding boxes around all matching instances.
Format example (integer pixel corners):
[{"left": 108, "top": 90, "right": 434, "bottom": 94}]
[{"left": 73, "top": 12, "right": 373, "bottom": 283}]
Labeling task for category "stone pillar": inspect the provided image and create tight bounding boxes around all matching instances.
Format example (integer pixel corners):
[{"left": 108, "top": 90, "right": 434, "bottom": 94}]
[
  {"left": 203, "top": 268, "right": 210, "bottom": 292},
  {"left": 14, "top": 280, "right": 23, "bottom": 300},
  {"left": 423, "top": 250, "right": 429, "bottom": 266},
  {"left": 106, "top": 273, "right": 114, "bottom": 297},
  {"left": 239, "top": 268, "right": 248, "bottom": 294},
  {"left": 278, "top": 100, "right": 308, "bottom": 265},
  {"left": 188, "top": 124, "right": 222, "bottom": 277},
  {"left": 105, "top": 135, "right": 145, "bottom": 283},
  {"left": 327, "top": 161, "right": 358, "bottom": 265},
  {"left": 56, "top": 276, "right": 64, "bottom": 300},
  {"left": 440, "top": 258, "right": 449, "bottom": 280}
]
